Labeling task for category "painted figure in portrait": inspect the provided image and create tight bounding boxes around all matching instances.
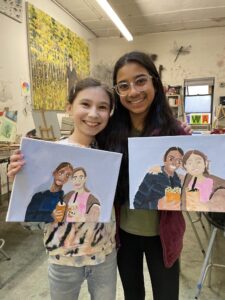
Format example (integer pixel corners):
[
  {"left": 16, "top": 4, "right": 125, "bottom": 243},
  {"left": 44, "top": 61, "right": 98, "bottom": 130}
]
[{"left": 25, "top": 162, "right": 73, "bottom": 222}]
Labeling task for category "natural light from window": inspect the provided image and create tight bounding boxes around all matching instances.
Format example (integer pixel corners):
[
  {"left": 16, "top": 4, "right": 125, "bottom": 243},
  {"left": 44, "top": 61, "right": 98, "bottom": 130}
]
[{"left": 186, "top": 85, "right": 209, "bottom": 95}]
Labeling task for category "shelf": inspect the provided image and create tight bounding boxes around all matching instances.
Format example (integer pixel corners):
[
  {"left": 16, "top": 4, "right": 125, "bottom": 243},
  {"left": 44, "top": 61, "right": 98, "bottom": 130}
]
[
  {"left": 191, "top": 124, "right": 211, "bottom": 131},
  {"left": 166, "top": 85, "right": 184, "bottom": 120}
]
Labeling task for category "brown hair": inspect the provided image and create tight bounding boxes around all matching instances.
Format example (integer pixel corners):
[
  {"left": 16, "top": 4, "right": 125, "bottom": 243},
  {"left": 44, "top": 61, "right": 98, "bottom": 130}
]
[
  {"left": 183, "top": 150, "right": 209, "bottom": 175},
  {"left": 163, "top": 146, "right": 184, "bottom": 162},
  {"left": 68, "top": 77, "right": 114, "bottom": 113},
  {"left": 72, "top": 167, "right": 87, "bottom": 177},
  {"left": 54, "top": 162, "right": 73, "bottom": 173},
  {"left": 72, "top": 167, "right": 89, "bottom": 192}
]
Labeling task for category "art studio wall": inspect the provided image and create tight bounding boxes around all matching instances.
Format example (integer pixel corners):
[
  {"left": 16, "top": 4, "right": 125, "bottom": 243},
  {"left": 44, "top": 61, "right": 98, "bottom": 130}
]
[
  {"left": 1, "top": 0, "right": 225, "bottom": 136},
  {"left": 89, "top": 26, "right": 225, "bottom": 108},
  {"left": 0, "top": 0, "right": 95, "bottom": 136}
]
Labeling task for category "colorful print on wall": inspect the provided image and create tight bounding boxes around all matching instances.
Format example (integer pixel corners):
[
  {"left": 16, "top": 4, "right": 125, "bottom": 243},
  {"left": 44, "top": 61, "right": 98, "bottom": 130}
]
[
  {"left": 26, "top": 3, "right": 90, "bottom": 110},
  {"left": 21, "top": 81, "right": 30, "bottom": 96},
  {"left": 186, "top": 113, "right": 211, "bottom": 125},
  {"left": 129, "top": 135, "right": 225, "bottom": 213}
]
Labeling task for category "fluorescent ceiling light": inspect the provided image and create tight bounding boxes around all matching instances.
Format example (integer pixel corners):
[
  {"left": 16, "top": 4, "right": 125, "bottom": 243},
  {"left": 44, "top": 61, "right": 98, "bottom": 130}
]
[{"left": 95, "top": 0, "right": 133, "bottom": 41}]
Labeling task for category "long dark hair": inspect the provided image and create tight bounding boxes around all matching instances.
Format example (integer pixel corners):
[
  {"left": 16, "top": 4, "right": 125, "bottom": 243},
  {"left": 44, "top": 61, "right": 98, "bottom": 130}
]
[
  {"left": 164, "top": 147, "right": 184, "bottom": 162},
  {"left": 53, "top": 162, "right": 73, "bottom": 174},
  {"left": 98, "top": 51, "right": 180, "bottom": 150},
  {"left": 97, "top": 51, "right": 183, "bottom": 204}
]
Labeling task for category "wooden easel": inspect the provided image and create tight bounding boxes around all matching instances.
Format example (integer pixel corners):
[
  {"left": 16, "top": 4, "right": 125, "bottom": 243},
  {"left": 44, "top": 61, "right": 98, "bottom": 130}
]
[
  {"left": 39, "top": 110, "right": 56, "bottom": 140},
  {"left": 213, "top": 105, "right": 225, "bottom": 128}
]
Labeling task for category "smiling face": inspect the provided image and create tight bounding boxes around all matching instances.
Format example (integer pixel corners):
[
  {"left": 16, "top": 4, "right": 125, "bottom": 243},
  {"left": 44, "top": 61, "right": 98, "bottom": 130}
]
[
  {"left": 184, "top": 153, "right": 206, "bottom": 176},
  {"left": 72, "top": 169, "right": 87, "bottom": 191},
  {"left": 164, "top": 150, "right": 183, "bottom": 175},
  {"left": 116, "top": 62, "right": 155, "bottom": 122},
  {"left": 67, "top": 86, "right": 111, "bottom": 145},
  {"left": 53, "top": 166, "right": 73, "bottom": 188}
]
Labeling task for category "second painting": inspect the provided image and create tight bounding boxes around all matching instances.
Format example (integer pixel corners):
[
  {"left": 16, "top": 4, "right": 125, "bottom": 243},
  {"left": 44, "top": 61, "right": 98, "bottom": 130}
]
[{"left": 129, "top": 135, "right": 225, "bottom": 212}]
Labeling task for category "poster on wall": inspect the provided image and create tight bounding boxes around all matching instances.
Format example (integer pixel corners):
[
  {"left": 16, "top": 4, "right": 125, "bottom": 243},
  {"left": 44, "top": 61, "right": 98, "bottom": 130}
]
[
  {"left": 0, "top": 110, "right": 17, "bottom": 142},
  {"left": 186, "top": 113, "right": 211, "bottom": 125},
  {"left": 0, "top": 0, "right": 23, "bottom": 23},
  {"left": 26, "top": 2, "right": 90, "bottom": 111},
  {"left": 6, "top": 138, "right": 122, "bottom": 223},
  {"left": 129, "top": 135, "right": 225, "bottom": 213}
]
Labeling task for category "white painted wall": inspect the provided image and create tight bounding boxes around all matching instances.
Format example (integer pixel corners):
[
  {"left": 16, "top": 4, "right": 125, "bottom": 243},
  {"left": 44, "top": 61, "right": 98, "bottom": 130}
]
[
  {"left": 0, "top": 0, "right": 95, "bottom": 136},
  {"left": 89, "top": 27, "right": 225, "bottom": 111}
]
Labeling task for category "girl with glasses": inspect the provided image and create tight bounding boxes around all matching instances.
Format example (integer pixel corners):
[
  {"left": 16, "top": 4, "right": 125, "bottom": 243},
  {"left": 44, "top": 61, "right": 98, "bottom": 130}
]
[{"left": 98, "top": 51, "right": 188, "bottom": 300}]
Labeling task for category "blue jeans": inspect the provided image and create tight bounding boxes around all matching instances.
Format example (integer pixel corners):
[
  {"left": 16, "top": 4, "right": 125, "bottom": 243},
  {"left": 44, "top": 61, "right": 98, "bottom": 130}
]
[{"left": 48, "top": 249, "right": 117, "bottom": 300}]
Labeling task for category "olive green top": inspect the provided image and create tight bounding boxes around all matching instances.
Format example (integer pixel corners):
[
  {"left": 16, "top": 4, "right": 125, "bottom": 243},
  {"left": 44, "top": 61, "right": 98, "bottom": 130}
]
[
  {"left": 120, "top": 128, "right": 159, "bottom": 236},
  {"left": 120, "top": 203, "right": 159, "bottom": 236}
]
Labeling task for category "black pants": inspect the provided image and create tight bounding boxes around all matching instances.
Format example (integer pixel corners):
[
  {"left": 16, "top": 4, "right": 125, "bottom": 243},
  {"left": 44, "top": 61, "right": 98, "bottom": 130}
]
[{"left": 117, "top": 229, "right": 179, "bottom": 300}]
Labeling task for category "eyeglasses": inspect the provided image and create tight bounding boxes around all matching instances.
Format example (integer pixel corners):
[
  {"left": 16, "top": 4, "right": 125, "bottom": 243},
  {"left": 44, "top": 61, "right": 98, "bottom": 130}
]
[
  {"left": 72, "top": 175, "right": 85, "bottom": 181},
  {"left": 167, "top": 155, "right": 182, "bottom": 165},
  {"left": 114, "top": 75, "right": 153, "bottom": 96}
]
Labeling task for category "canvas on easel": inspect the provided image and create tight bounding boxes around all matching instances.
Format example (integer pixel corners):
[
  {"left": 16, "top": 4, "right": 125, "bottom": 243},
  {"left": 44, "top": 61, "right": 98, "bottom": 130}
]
[{"left": 32, "top": 110, "right": 61, "bottom": 140}]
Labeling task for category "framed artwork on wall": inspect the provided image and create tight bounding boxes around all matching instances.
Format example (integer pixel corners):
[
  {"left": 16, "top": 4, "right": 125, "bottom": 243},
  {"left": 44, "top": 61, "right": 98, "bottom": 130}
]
[
  {"left": 26, "top": 2, "right": 90, "bottom": 111},
  {"left": 0, "top": 0, "right": 23, "bottom": 23}
]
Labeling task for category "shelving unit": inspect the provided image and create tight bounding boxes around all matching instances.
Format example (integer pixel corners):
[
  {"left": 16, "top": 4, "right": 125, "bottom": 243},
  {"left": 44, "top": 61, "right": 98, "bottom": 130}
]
[
  {"left": 166, "top": 86, "right": 184, "bottom": 121},
  {"left": 190, "top": 124, "right": 211, "bottom": 131}
]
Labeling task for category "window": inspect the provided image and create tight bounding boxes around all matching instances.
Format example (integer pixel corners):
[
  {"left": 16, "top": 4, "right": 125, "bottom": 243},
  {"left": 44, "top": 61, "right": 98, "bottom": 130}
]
[
  {"left": 184, "top": 77, "right": 214, "bottom": 128},
  {"left": 185, "top": 95, "right": 211, "bottom": 113},
  {"left": 184, "top": 77, "right": 214, "bottom": 129},
  {"left": 185, "top": 85, "right": 209, "bottom": 95}
]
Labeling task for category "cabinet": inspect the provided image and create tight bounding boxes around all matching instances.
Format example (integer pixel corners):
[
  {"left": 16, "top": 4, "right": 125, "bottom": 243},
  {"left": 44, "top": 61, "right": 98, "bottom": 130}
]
[{"left": 166, "top": 86, "right": 184, "bottom": 120}]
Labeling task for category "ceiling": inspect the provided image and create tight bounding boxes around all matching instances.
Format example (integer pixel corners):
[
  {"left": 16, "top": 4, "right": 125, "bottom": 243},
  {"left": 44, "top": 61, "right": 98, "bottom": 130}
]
[{"left": 53, "top": 0, "right": 225, "bottom": 39}]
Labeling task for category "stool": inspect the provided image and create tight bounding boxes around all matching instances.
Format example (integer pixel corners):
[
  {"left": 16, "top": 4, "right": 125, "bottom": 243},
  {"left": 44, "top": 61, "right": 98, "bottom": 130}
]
[
  {"left": 195, "top": 212, "right": 225, "bottom": 299},
  {"left": 186, "top": 211, "right": 208, "bottom": 256},
  {"left": 0, "top": 238, "right": 10, "bottom": 260}
]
